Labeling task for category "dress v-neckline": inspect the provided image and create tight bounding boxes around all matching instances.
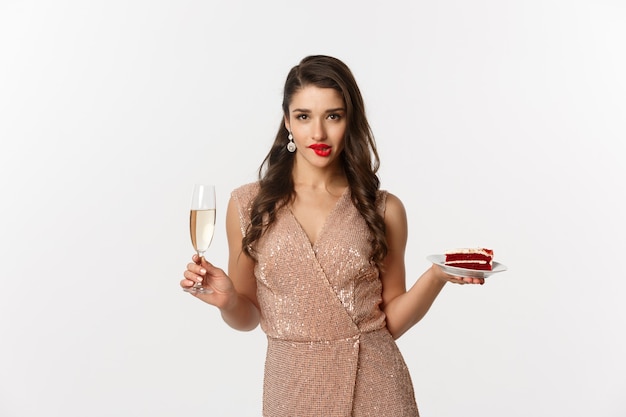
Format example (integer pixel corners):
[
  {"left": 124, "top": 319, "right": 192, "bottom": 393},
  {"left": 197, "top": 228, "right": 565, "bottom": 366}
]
[{"left": 288, "top": 187, "right": 350, "bottom": 249}]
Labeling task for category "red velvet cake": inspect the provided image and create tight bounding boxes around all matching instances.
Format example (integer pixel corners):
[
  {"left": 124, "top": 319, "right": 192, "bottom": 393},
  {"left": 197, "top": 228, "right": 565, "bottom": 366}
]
[{"left": 445, "top": 248, "right": 494, "bottom": 271}]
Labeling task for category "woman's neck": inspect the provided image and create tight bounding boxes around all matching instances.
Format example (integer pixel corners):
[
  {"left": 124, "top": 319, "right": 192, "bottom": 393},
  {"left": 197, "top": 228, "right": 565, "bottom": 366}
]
[{"left": 291, "top": 161, "right": 347, "bottom": 192}]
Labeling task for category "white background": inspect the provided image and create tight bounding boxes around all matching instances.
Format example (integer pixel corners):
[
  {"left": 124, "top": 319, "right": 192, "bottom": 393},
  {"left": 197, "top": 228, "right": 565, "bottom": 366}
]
[{"left": 1, "top": 1, "right": 625, "bottom": 416}]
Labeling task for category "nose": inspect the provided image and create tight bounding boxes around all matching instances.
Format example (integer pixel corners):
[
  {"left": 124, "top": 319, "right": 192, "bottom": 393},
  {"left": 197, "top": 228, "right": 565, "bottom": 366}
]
[{"left": 311, "top": 119, "right": 327, "bottom": 141}]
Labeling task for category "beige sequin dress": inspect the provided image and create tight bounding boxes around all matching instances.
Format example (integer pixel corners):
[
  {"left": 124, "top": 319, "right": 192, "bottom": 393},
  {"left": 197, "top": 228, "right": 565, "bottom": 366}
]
[{"left": 232, "top": 182, "right": 419, "bottom": 417}]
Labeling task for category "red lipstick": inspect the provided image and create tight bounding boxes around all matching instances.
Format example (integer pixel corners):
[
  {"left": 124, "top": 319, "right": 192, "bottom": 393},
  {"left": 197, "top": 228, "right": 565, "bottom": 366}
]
[{"left": 308, "top": 143, "right": 332, "bottom": 157}]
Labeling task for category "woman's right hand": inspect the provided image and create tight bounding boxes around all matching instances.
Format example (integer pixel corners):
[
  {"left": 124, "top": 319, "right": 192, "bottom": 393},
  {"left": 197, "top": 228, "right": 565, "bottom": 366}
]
[{"left": 181, "top": 254, "right": 237, "bottom": 309}]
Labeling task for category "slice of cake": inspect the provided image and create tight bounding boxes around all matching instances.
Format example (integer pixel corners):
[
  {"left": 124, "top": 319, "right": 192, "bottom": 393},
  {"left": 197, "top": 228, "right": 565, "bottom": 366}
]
[{"left": 445, "top": 248, "right": 494, "bottom": 270}]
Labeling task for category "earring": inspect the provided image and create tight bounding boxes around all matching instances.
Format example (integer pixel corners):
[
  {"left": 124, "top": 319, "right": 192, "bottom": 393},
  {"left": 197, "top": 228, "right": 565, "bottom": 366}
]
[{"left": 287, "top": 132, "right": 296, "bottom": 153}]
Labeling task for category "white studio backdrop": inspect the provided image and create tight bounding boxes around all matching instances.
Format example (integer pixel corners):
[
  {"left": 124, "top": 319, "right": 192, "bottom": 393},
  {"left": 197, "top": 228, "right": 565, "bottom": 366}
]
[{"left": 1, "top": 1, "right": 625, "bottom": 416}]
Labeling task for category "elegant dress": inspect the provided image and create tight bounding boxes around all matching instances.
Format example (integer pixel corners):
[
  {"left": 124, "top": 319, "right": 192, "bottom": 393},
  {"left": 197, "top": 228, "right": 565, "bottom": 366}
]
[{"left": 232, "top": 182, "right": 419, "bottom": 417}]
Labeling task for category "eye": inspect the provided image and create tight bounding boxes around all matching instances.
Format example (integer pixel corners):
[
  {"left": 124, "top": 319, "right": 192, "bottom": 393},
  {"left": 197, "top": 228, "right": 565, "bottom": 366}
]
[
  {"left": 328, "top": 113, "right": 343, "bottom": 121},
  {"left": 295, "top": 113, "right": 308, "bottom": 120}
]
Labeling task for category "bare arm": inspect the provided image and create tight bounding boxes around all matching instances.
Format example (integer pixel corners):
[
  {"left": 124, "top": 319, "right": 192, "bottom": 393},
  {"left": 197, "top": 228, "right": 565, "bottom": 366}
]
[
  {"left": 380, "top": 194, "right": 483, "bottom": 339},
  {"left": 220, "top": 195, "right": 260, "bottom": 330}
]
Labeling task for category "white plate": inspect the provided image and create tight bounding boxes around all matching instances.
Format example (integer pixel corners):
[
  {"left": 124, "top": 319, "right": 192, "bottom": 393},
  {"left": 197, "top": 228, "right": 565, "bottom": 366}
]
[{"left": 426, "top": 254, "right": 507, "bottom": 278}]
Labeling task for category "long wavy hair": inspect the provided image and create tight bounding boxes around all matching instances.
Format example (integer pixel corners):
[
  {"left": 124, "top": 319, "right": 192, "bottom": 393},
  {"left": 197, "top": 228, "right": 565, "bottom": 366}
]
[{"left": 242, "top": 55, "right": 388, "bottom": 268}]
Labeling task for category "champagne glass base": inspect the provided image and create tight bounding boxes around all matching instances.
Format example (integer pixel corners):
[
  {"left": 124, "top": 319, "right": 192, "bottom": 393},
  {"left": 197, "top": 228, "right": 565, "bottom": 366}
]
[{"left": 183, "top": 285, "right": 214, "bottom": 294}]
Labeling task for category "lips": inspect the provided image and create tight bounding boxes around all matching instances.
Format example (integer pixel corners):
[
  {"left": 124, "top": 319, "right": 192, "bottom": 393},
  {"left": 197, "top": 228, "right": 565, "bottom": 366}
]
[{"left": 308, "top": 144, "right": 332, "bottom": 157}]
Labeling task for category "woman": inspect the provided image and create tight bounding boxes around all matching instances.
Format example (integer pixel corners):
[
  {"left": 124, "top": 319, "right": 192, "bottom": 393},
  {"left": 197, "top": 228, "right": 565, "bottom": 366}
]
[{"left": 181, "top": 55, "right": 483, "bottom": 416}]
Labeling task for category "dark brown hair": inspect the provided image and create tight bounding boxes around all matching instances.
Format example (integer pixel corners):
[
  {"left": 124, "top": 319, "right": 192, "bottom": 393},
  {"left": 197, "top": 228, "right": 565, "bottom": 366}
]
[{"left": 242, "top": 55, "right": 387, "bottom": 267}]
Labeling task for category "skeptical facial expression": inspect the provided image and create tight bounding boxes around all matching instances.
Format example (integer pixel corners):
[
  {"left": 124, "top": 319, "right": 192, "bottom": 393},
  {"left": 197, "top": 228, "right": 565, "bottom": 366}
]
[{"left": 284, "top": 86, "right": 347, "bottom": 169}]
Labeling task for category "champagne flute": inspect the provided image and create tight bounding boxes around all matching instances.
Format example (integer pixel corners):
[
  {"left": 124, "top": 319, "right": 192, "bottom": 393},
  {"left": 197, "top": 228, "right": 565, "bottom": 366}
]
[{"left": 185, "top": 184, "right": 216, "bottom": 294}]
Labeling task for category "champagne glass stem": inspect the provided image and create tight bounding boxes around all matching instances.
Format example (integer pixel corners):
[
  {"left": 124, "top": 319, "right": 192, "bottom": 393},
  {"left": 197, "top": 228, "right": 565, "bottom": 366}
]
[{"left": 193, "top": 251, "right": 212, "bottom": 293}]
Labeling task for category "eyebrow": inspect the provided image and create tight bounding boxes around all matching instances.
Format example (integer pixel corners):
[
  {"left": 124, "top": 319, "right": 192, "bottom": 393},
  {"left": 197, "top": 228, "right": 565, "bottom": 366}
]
[{"left": 292, "top": 107, "right": 346, "bottom": 113}]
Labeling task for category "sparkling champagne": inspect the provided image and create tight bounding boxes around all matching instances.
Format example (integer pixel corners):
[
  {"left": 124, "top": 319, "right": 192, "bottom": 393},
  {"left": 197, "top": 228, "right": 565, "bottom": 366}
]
[{"left": 190, "top": 209, "right": 216, "bottom": 255}]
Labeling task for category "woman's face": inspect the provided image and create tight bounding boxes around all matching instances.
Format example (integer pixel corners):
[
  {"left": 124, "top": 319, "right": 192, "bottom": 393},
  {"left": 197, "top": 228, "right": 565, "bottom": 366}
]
[{"left": 284, "top": 85, "right": 347, "bottom": 170}]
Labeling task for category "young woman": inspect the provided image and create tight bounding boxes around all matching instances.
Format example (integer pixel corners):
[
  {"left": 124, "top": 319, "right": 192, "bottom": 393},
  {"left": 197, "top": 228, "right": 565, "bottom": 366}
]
[{"left": 181, "top": 55, "right": 483, "bottom": 416}]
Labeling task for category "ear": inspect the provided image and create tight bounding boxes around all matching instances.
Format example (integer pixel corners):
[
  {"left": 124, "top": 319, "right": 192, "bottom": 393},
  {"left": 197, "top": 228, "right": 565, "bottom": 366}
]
[{"left": 283, "top": 115, "right": 291, "bottom": 133}]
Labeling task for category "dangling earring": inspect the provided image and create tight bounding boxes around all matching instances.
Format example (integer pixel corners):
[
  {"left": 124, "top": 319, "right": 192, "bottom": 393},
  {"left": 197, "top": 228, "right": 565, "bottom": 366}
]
[{"left": 287, "top": 132, "right": 296, "bottom": 153}]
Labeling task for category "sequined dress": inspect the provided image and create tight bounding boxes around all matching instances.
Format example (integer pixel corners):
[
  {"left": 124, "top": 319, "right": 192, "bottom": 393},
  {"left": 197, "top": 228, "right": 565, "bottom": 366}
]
[{"left": 232, "top": 182, "right": 419, "bottom": 417}]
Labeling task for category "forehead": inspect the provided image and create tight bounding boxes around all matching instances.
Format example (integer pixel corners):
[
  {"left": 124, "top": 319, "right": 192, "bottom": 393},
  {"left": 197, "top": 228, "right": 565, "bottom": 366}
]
[{"left": 289, "top": 86, "right": 345, "bottom": 110}]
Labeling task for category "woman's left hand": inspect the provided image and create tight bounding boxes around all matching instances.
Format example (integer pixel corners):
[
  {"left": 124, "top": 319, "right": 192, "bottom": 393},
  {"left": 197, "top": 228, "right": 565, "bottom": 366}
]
[
  {"left": 432, "top": 264, "right": 485, "bottom": 285},
  {"left": 446, "top": 275, "right": 485, "bottom": 285}
]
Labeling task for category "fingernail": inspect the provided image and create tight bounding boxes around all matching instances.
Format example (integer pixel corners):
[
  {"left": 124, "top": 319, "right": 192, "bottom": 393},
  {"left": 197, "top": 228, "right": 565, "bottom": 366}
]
[{"left": 200, "top": 269, "right": 206, "bottom": 275}]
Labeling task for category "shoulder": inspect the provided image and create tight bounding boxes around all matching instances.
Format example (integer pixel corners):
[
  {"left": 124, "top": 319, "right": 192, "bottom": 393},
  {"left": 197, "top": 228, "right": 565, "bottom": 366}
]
[
  {"left": 380, "top": 191, "right": 408, "bottom": 242},
  {"left": 228, "top": 182, "right": 260, "bottom": 233},
  {"left": 376, "top": 190, "right": 406, "bottom": 218},
  {"left": 231, "top": 181, "right": 260, "bottom": 207},
  {"left": 230, "top": 181, "right": 260, "bottom": 219},
  {"left": 232, "top": 181, "right": 260, "bottom": 198}
]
